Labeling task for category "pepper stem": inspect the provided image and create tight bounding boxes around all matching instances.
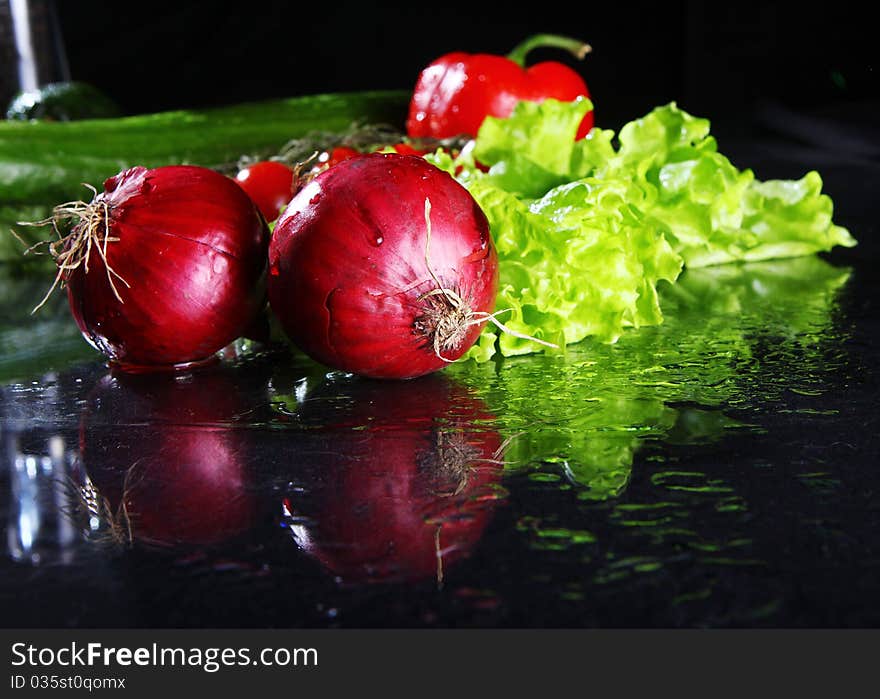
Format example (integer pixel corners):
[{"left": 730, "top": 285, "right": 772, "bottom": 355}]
[{"left": 506, "top": 34, "right": 592, "bottom": 67}]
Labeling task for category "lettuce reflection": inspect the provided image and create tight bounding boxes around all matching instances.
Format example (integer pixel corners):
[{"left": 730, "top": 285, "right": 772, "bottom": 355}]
[{"left": 452, "top": 256, "right": 852, "bottom": 499}]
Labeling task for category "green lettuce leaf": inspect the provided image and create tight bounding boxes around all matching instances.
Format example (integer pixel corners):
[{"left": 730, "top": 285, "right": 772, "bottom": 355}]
[
  {"left": 473, "top": 97, "right": 594, "bottom": 198},
  {"left": 428, "top": 99, "right": 856, "bottom": 361},
  {"left": 459, "top": 176, "right": 683, "bottom": 358}
]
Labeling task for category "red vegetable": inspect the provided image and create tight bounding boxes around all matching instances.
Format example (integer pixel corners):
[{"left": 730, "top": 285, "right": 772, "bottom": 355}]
[
  {"left": 308, "top": 146, "right": 360, "bottom": 177},
  {"left": 389, "top": 142, "right": 428, "bottom": 157},
  {"left": 312, "top": 144, "right": 429, "bottom": 177},
  {"left": 321, "top": 145, "right": 360, "bottom": 168},
  {"left": 268, "top": 153, "right": 498, "bottom": 379},
  {"left": 78, "top": 368, "right": 267, "bottom": 547},
  {"left": 234, "top": 160, "right": 299, "bottom": 221},
  {"left": 43, "top": 165, "right": 269, "bottom": 370},
  {"left": 281, "top": 375, "right": 504, "bottom": 584},
  {"left": 406, "top": 33, "right": 594, "bottom": 140}
]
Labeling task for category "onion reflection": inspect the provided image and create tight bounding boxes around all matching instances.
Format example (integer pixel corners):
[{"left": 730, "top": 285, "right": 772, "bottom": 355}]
[
  {"left": 279, "top": 374, "right": 505, "bottom": 585},
  {"left": 75, "top": 364, "right": 269, "bottom": 548}
]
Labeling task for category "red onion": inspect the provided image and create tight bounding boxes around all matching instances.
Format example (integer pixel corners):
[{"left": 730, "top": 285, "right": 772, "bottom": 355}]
[
  {"left": 78, "top": 368, "right": 266, "bottom": 547},
  {"left": 41, "top": 165, "right": 269, "bottom": 370},
  {"left": 268, "top": 153, "right": 499, "bottom": 379},
  {"left": 281, "top": 375, "right": 504, "bottom": 583}
]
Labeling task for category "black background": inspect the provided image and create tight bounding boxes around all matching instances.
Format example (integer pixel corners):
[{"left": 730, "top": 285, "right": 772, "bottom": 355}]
[{"left": 49, "top": 1, "right": 876, "bottom": 135}]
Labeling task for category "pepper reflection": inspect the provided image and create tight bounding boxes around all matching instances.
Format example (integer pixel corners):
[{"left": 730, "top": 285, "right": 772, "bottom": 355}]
[
  {"left": 74, "top": 362, "right": 271, "bottom": 548},
  {"left": 276, "top": 374, "right": 505, "bottom": 585}
]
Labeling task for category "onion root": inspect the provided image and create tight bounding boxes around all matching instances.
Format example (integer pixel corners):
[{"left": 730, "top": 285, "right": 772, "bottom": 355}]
[
  {"left": 415, "top": 197, "right": 558, "bottom": 362},
  {"left": 21, "top": 185, "right": 129, "bottom": 313}
]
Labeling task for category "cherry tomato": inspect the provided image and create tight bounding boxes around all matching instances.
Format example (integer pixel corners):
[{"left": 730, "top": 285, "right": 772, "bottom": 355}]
[
  {"left": 234, "top": 161, "right": 298, "bottom": 222},
  {"left": 311, "top": 144, "right": 427, "bottom": 179},
  {"left": 323, "top": 146, "right": 360, "bottom": 168},
  {"left": 389, "top": 142, "right": 427, "bottom": 156}
]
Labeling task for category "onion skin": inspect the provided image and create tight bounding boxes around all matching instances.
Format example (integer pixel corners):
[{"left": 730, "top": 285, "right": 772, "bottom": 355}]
[
  {"left": 268, "top": 153, "right": 498, "bottom": 379},
  {"left": 65, "top": 165, "right": 269, "bottom": 369}
]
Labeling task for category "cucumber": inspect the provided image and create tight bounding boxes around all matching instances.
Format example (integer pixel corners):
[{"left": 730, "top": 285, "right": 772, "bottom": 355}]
[
  {"left": 1, "top": 90, "right": 409, "bottom": 205},
  {"left": 0, "top": 89, "right": 409, "bottom": 263}
]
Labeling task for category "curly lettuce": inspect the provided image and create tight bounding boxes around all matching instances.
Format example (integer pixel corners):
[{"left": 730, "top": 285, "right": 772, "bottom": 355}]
[{"left": 428, "top": 98, "right": 855, "bottom": 360}]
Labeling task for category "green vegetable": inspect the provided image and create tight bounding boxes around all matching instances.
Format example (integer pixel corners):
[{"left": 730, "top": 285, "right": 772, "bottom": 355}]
[
  {"left": 0, "top": 266, "right": 95, "bottom": 382},
  {"left": 6, "top": 81, "right": 121, "bottom": 122},
  {"left": 429, "top": 98, "right": 856, "bottom": 359},
  {"left": 0, "top": 90, "right": 409, "bottom": 262},
  {"left": 451, "top": 255, "right": 852, "bottom": 498}
]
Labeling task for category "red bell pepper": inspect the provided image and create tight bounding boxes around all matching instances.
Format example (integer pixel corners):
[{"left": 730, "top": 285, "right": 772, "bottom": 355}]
[{"left": 406, "top": 33, "right": 594, "bottom": 141}]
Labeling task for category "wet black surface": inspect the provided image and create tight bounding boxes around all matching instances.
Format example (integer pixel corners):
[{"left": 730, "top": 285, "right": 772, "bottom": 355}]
[{"left": 1, "top": 138, "right": 878, "bottom": 628}]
